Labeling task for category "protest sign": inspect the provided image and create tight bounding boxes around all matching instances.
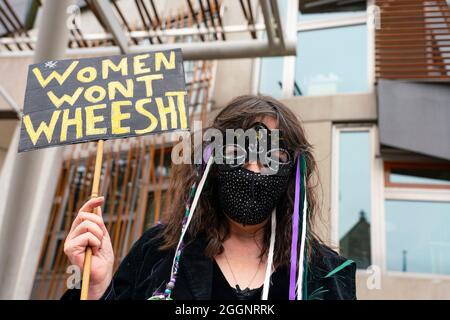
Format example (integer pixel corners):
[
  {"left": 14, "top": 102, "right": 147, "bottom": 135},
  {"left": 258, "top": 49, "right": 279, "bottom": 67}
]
[{"left": 19, "top": 48, "right": 188, "bottom": 152}]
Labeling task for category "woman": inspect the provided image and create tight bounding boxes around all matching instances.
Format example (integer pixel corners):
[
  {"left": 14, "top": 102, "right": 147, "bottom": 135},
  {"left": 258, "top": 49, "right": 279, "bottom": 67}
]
[{"left": 62, "top": 95, "right": 356, "bottom": 300}]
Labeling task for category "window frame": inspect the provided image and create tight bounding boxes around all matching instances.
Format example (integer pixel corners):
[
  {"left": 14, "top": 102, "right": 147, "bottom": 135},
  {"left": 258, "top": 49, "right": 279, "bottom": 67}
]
[
  {"left": 333, "top": 124, "right": 450, "bottom": 278},
  {"left": 331, "top": 124, "right": 381, "bottom": 270},
  {"left": 383, "top": 163, "right": 450, "bottom": 279},
  {"left": 384, "top": 161, "right": 450, "bottom": 190},
  {"left": 255, "top": 8, "right": 373, "bottom": 98}
]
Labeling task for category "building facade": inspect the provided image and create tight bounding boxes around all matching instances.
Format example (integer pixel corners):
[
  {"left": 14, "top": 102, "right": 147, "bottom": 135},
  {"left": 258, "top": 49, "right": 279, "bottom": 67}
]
[{"left": 0, "top": 0, "right": 449, "bottom": 299}]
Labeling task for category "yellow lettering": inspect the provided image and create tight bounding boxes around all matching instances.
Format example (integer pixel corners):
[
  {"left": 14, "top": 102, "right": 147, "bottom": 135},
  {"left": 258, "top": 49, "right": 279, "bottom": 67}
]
[
  {"left": 135, "top": 98, "right": 158, "bottom": 134},
  {"left": 32, "top": 61, "right": 79, "bottom": 88},
  {"left": 133, "top": 54, "right": 150, "bottom": 75},
  {"left": 155, "top": 51, "right": 175, "bottom": 71},
  {"left": 60, "top": 108, "right": 83, "bottom": 142},
  {"left": 108, "top": 79, "right": 134, "bottom": 100},
  {"left": 165, "top": 91, "right": 188, "bottom": 129},
  {"left": 23, "top": 111, "right": 61, "bottom": 145},
  {"left": 102, "top": 57, "right": 128, "bottom": 79},
  {"left": 111, "top": 101, "right": 131, "bottom": 134},
  {"left": 85, "top": 104, "right": 107, "bottom": 136},
  {"left": 47, "top": 87, "right": 84, "bottom": 108},
  {"left": 84, "top": 85, "right": 106, "bottom": 103},
  {"left": 76, "top": 66, "right": 97, "bottom": 83},
  {"left": 136, "top": 74, "right": 163, "bottom": 97},
  {"left": 156, "top": 95, "right": 177, "bottom": 131}
]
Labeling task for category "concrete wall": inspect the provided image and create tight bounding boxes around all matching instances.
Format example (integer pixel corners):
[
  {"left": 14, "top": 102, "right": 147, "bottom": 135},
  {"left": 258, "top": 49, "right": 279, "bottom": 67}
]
[
  {"left": 212, "top": 0, "right": 258, "bottom": 108},
  {"left": 0, "top": 120, "right": 18, "bottom": 169},
  {"left": 357, "top": 272, "right": 450, "bottom": 300},
  {"left": 0, "top": 56, "right": 32, "bottom": 171},
  {"left": 0, "top": 56, "right": 32, "bottom": 106}
]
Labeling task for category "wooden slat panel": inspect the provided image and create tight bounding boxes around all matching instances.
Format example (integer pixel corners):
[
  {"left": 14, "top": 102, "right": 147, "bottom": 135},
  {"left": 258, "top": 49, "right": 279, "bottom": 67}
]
[
  {"left": 375, "top": 0, "right": 450, "bottom": 81},
  {"left": 378, "top": 26, "right": 450, "bottom": 31},
  {"left": 376, "top": 49, "right": 450, "bottom": 55},
  {"left": 376, "top": 75, "right": 450, "bottom": 79},
  {"left": 377, "top": 33, "right": 450, "bottom": 38},
  {"left": 377, "top": 62, "right": 450, "bottom": 67},
  {"left": 378, "top": 55, "right": 450, "bottom": 61}
]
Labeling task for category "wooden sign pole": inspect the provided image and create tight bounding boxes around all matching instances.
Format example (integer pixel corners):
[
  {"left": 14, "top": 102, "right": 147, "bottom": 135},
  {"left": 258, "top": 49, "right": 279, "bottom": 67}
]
[{"left": 80, "top": 139, "right": 104, "bottom": 300}]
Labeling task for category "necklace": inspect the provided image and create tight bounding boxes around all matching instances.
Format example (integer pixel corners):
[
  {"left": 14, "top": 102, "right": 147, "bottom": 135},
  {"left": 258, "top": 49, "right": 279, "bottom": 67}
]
[{"left": 223, "top": 250, "right": 263, "bottom": 295}]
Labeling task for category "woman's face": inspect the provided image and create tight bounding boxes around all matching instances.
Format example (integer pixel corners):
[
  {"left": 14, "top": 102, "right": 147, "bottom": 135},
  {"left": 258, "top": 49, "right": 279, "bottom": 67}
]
[
  {"left": 215, "top": 114, "right": 294, "bottom": 226},
  {"left": 243, "top": 115, "right": 278, "bottom": 174}
]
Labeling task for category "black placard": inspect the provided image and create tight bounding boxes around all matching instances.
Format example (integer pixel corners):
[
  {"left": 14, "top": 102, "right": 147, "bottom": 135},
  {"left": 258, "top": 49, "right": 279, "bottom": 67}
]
[{"left": 19, "top": 48, "right": 188, "bottom": 152}]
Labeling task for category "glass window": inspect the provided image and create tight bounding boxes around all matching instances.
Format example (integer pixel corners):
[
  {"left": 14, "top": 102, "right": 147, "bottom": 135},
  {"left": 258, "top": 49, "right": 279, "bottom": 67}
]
[
  {"left": 338, "top": 131, "right": 372, "bottom": 269},
  {"left": 385, "top": 200, "right": 450, "bottom": 275},
  {"left": 385, "top": 163, "right": 450, "bottom": 188},
  {"left": 259, "top": 7, "right": 368, "bottom": 97},
  {"left": 299, "top": 11, "right": 366, "bottom": 22},
  {"left": 258, "top": 56, "right": 284, "bottom": 98},
  {"left": 295, "top": 25, "right": 368, "bottom": 96},
  {"left": 390, "top": 170, "right": 450, "bottom": 186}
]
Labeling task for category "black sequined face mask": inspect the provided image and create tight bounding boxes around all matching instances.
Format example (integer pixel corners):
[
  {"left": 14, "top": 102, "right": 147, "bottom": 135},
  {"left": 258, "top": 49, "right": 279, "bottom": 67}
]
[
  {"left": 216, "top": 163, "right": 293, "bottom": 226},
  {"left": 214, "top": 122, "right": 294, "bottom": 225}
]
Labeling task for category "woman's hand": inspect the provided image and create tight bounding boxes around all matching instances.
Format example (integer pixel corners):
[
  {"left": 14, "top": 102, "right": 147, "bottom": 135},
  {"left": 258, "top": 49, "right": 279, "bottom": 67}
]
[{"left": 64, "top": 197, "right": 114, "bottom": 299}]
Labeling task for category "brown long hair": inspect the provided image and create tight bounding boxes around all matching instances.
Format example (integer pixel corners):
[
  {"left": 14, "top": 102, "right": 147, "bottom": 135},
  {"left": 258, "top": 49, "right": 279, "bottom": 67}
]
[{"left": 159, "top": 94, "right": 325, "bottom": 268}]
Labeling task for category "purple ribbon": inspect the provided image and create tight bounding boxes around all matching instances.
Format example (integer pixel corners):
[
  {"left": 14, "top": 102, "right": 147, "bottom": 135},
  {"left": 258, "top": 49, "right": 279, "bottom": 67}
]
[
  {"left": 289, "top": 156, "right": 301, "bottom": 300},
  {"left": 203, "top": 144, "right": 213, "bottom": 165}
]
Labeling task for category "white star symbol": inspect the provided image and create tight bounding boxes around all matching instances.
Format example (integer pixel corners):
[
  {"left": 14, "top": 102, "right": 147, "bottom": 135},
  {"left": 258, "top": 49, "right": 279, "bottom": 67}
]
[{"left": 45, "top": 61, "right": 57, "bottom": 69}]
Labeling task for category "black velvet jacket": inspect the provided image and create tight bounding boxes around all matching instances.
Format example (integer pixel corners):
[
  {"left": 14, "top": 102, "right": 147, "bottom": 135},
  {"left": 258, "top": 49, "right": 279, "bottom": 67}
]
[{"left": 62, "top": 224, "right": 357, "bottom": 300}]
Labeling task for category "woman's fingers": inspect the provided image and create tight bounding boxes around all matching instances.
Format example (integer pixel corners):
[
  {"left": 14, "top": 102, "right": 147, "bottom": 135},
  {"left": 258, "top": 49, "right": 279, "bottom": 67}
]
[
  {"left": 70, "top": 197, "right": 105, "bottom": 234},
  {"left": 70, "top": 211, "right": 107, "bottom": 235},
  {"left": 79, "top": 197, "right": 104, "bottom": 215},
  {"left": 64, "top": 232, "right": 102, "bottom": 260},
  {"left": 69, "top": 220, "right": 104, "bottom": 244}
]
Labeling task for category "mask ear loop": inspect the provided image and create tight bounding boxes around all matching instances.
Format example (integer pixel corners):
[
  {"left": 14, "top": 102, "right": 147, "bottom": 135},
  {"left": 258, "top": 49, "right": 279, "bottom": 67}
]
[
  {"left": 149, "top": 145, "right": 214, "bottom": 300},
  {"left": 261, "top": 208, "right": 276, "bottom": 300}
]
